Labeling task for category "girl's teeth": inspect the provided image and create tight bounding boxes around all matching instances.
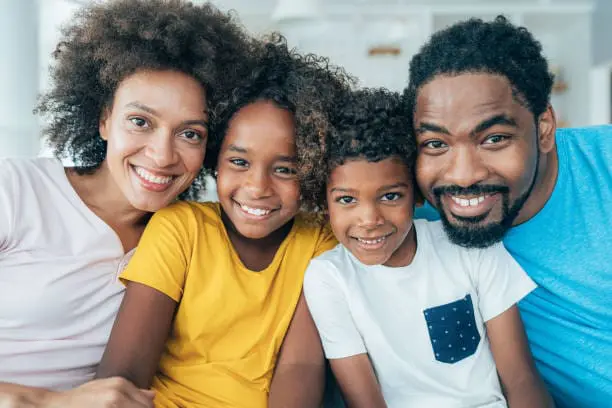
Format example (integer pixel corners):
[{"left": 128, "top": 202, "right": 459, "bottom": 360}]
[
  {"left": 451, "top": 195, "right": 487, "bottom": 207},
  {"left": 135, "top": 167, "right": 172, "bottom": 184},
  {"left": 240, "top": 204, "right": 271, "bottom": 216},
  {"left": 358, "top": 236, "right": 386, "bottom": 244}
]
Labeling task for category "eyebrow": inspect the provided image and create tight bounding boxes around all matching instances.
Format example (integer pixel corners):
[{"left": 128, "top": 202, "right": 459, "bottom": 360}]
[
  {"left": 415, "top": 122, "right": 450, "bottom": 135},
  {"left": 471, "top": 114, "right": 517, "bottom": 135},
  {"left": 378, "top": 182, "right": 411, "bottom": 191},
  {"left": 329, "top": 187, "right": 358, "bottom": 194},
  {"left": 126, "top": 102, "right": 208, "bottom": 128}
]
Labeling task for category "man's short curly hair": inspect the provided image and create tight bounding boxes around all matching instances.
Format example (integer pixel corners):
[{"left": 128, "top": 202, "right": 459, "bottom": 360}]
[
  {"left": 300, "top": 88, "right": 414, "bottom": 212},
  {"left": 36, "top": 0, "right": 256, "bottom": 197},
  {"left": 207, "top": 35, "right": 354, "bottom": 209},
  {"left": 406, "top": 15, "right": 554, "bottom": 120}
]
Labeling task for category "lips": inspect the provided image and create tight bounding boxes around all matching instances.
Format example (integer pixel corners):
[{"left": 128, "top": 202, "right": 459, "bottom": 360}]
[
  {"left": 233, "top": 199, "right": 280, "bottom": 219},
  {"left": 444, "top": 192, "right": 500, "bottom": 218},
  {"left": 351, "top": 231, "right": 393, "bottom": 250},
  {"left": 132, "top": 165, "right": 176, "bottom": 192}
]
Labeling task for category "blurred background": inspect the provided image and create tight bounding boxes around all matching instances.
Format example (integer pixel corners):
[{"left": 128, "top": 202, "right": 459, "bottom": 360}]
[{"left": 1, "top": 0, "right": 611, "bottom": 160}]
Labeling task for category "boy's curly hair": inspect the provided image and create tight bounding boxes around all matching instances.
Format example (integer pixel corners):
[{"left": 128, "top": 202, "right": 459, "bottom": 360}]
[
  {"left": 35, "top": 0, "right": 256, "bottom": 198},
  {"left": 207, "top": 34, "right": 355, "bottom": 209},
  {"left": 300, "top": 88, "right": 414, "bottom": 212},
  {"left": 405, "top": 15, "right": 554, "bottom": 121}
]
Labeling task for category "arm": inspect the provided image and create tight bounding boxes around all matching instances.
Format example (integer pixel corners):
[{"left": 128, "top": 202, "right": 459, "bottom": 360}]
[
  {"left": 96, "top": 282, "right": 177, "bottom": 388},
  {"left": 0, "top": 378, "right": 154, "bottom": 408},
  {"left": 487, "top": 306, "right": 554, "bottom": 408},
  {"left": 329, "top": 355, "right": 386, "bottom": 408},
  {"left": 268, "top": 293, "right": 326, "bottom": 408}
]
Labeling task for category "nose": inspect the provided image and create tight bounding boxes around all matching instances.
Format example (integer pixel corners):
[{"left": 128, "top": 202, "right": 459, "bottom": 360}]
[
  {"left": 357, "top": 202, "right": 385, "bottom": 229},
  {"left": 245, "top": 167, "right": 273, "bottom": 198},
  {"left": 443, "top": 146, "right": 489, "bottom": 187},
  {"left": 146, "top": 130, "right": 179, "bottom": 168}
]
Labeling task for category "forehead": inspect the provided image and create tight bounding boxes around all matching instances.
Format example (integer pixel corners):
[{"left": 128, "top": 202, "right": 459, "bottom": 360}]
[
  {"left": 329, "top": 158, "right": 411, "bottom": 187},
  {"left": 223, "top": 100, "right": 296, "bottom": 154},
  {"left": 414, "top": 73, "right": 530, "bottom": 131}
]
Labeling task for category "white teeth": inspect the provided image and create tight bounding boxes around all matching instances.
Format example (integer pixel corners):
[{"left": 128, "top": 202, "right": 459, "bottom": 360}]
[
  {"left": 451, "top": 195, "right": 487, "bottom": 207},
  {"left": 240, "top": 204, "right": 272, "bottom": 216},
  {"left": 135, "top": 167, "right": 172, "bottom": 184},
  {"left": 357, "top": 236, "right": 386, "bottom": 245}
]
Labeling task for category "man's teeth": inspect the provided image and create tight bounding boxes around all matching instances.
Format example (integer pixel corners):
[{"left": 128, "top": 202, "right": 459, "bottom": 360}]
[
  {"left": 451, "top": 195, "right": 486, "bottom": 207},
  {"left": 240, "top": 204, "right": 272, "bottom": 216},
  {"left": 357, "top": 236, "right": 387, "bottom": 245},
  {"left": 135, "top": 167, "right": 173, "bottom": 184}
]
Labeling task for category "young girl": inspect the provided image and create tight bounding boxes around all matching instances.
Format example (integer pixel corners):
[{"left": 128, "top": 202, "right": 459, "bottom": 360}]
[
  {"left": 301, "top": 89, "right": 554, "bottom": 408},
  {"left": 96, "top": 40, "right": 351, "bottom": 408}
]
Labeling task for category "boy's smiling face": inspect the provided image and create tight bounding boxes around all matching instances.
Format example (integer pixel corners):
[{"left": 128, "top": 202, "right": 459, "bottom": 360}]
[{"left": 326, "top": 157, "right": 417, "bottom": 267}]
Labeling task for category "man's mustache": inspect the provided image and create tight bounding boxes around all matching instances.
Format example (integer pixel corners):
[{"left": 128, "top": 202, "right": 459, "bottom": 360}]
[{"left": 432, "top": 184, "right": 510, "bottom": 197}]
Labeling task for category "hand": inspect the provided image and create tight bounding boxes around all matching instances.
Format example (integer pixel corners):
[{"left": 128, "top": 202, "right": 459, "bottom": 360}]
[{"left": 45, "top": 377, "right": 154, "bottom": 408}]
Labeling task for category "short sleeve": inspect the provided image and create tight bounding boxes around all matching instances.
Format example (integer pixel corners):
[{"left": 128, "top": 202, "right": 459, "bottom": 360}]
[
  {"left": 120, "top": 202, "right": 195, "bottom": 302},
  {"left": 303, "top": 258, "right": 366, "bottom": 359},
  {"left": 473, "top": 242, "right": 537, "bottom": 322},
  {"left": 313, "top": 223, "right": 338, "bottom": 258},
  {"left": 0, "top": 160, "right": 16, "bottom": 250}
]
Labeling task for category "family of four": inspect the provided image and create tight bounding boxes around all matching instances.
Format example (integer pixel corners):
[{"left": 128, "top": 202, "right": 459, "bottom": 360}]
[{"left": 0, "top": 1, "right": 609, "bottom": 407}]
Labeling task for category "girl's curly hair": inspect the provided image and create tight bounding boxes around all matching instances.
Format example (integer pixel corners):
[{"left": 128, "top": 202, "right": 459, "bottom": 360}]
[
  {"left": 35, "top": 0, "right": 257, "bottom": 198},
  {"left": 300, "top": 88, "right": 415, "bottom": 212},
  {"left": 207, "top": 34, "right": 355, "bottom": 211}
]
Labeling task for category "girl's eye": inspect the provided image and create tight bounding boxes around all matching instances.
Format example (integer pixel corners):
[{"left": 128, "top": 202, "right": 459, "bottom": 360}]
[
  {"left": 180, "top": 130, "right": 204, "bottom": 143},
  {"left": 336, "top": 196, "right": 356, "bottom": 205},
  {"left": 422, "top": 140, "right": 447, "bottom": 149},
  {"left": 482, "top": 134, "right": 508, "bottom": 145},
  {"left": 129, "top": 117, "right": 148, "bottom": 128},
  {"left": 274, "top": 166, "right": 297, "bottom": 176},
  {"left": 381, "top": 192, "right": 402, "bottom": 201},
  {"left": 229, "top": 158, "right": 248, "bottom": 168}
]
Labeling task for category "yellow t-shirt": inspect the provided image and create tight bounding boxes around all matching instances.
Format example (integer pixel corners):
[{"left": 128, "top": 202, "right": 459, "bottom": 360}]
[{"left": 120, "top": 201, "right": 336, "bottom": 408}]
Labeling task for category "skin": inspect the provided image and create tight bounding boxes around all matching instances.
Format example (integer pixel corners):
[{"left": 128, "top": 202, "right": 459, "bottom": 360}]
[
  {"left": 414, "top": 73, "right": 557, "bottom": 246},
  {"left": 96, "top": 100, "right": 326, "bottom": 408},
  {"left": 0, "top": 69, "right": 208, "bottom": 408},
  {"left": 413, "top": 73, "right": 555, "bottom": 406}
]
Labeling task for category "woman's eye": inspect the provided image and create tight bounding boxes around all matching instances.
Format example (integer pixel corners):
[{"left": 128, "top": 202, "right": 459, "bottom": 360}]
[
  {"left": 336, "top": 196, "right": 356, "bottom": 205},
  {"left": 180, "top": 130, "right": 203, "bottom": 143},
  {"left": 422, "top": 140, "right": 447, "bottom": 149},
  {"left": 229, "top": 158, "right": 248, "bottom": 168},
  {"left": 129, "top": 117, "right": 148, "bottom": 128},
  {"left": 381, "top": 192, "right": 402, "bottom": 201}
]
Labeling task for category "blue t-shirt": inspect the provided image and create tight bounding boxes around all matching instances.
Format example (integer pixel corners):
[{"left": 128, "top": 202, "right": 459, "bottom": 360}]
[{"left": 415, "top": 125, "right": 612, "bottom": 407}]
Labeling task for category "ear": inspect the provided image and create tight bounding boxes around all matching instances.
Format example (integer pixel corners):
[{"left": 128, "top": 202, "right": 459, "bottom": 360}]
[
  {"left": 537, "top": 104, "right": 557, "bottom": 154},
  {"left": 99, "top": 107, "right": 111, "bottom": 141}
]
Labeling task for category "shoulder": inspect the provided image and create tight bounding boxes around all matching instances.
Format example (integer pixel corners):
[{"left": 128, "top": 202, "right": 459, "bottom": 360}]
[
  {"left": 306, "top": 244, "right": 352, "bottom": 281},
  {"left": 152, "top": 200, "right": 220, "bottom": 224},
  {"left": 556, "top": 125, "right": 612, "bottom": 157},
  {"left": 0, "top": 156, "right": 63, "bottom": 180}
]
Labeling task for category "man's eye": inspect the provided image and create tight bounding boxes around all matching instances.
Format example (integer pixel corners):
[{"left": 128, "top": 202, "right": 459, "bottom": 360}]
[
  {"left": 336, "top": 196, "right": 356, "bottom": 205},
  {"left": 381, "top": 192, "right": 402, "bottom": 201},
  {"left": 483, "top": 134, "right": 508, "bottom": 145},
  {"left": 422, "top": 140, "right": 447, "bottom": 149}
]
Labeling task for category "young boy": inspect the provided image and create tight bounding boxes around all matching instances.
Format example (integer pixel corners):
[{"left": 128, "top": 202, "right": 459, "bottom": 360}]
[{"left": 301, "top": 89, "right": 554, "bottom": 408}]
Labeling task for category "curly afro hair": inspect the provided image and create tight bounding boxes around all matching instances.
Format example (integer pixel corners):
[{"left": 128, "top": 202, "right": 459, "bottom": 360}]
[
  {"left": 406, "top": 15, "right": 554, "bottom": 121},
  {"left": 35, "top": 0, "right": 257, "bottom": 198},
  {"left": 207, "top": 34, "right": 355, "bottom": 208},
  {"left": 300, "top": 88, "right": 414, "bottom": 212}
]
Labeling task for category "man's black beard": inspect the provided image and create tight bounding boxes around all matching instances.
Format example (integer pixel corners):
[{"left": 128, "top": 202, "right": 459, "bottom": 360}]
[{"left": 432, "top": 177, "right": 535, "bottom": 248}]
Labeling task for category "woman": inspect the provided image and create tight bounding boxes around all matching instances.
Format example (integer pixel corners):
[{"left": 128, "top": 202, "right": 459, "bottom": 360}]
[{"left": 0, "top": 0, "right": 255, "bottom": 406}]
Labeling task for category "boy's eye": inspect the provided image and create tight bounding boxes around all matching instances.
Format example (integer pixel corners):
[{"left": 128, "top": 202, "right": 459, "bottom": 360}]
[
  {"left": 381, "top": 192, "right": 402, "bottom": 201},
  {"left": 229, "top": 158, "right": 248, "bottom": 168},
  {"left": 129, "top": 117, "right": 148, "bottom": 128},
  {"left": 336, "top": 196, "right": 356, "bottom": 205}
]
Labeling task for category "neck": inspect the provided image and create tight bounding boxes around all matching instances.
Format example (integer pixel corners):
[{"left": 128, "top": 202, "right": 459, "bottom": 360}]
[
  {"left": 513, "top": 143, "right": 559, "bottom": 226},
  {"left": 66, "top": 163, "right": 150, "bottom": 229}
]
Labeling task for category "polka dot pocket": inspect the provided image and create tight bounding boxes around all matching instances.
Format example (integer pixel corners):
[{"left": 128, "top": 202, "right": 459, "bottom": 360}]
[{"left": 423, "top": 294, "right": 481, "bottom": 364}]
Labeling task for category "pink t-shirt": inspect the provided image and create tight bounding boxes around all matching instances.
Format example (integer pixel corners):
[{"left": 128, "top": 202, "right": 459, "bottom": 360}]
[{"left": 0, "top": 157, "right": 128, "bottom": 390}]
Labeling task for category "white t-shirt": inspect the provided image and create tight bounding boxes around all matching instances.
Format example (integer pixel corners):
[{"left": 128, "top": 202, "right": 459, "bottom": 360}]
[
  {"left": 304, "top": 220, "right": 536, "bottom": 408},
  {"left": 0, "top": 157, "right": 127, "bottom": 390}
]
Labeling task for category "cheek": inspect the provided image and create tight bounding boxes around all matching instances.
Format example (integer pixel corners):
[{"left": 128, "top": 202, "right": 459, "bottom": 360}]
[
  {"left": 179, "top": 147, "right": 205, "bottom": 173},
  {"left": 415, "top": 154, "right": 438, "bottom": 191},
  {"left": 278, "top": 180, "right": 301, "bottom": 208}
]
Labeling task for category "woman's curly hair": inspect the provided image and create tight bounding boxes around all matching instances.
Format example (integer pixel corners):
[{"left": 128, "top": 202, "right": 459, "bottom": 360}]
[
  {"left": 405, "top": 15, "right": 554, "bottom": 121},
  {"left": 300, "top": 88, "right": 415, "bottom": 212},
  {"left": 35, "top": 0, "right": 257, "bottom": 198},
  {"left": 207, "top": 34, "right": 355, "bottom": 210}
]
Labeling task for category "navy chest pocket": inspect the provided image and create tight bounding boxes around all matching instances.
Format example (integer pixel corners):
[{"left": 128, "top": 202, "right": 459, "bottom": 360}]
[{"left": 423, "top": 294, "right": 481, "bottom": 364}]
